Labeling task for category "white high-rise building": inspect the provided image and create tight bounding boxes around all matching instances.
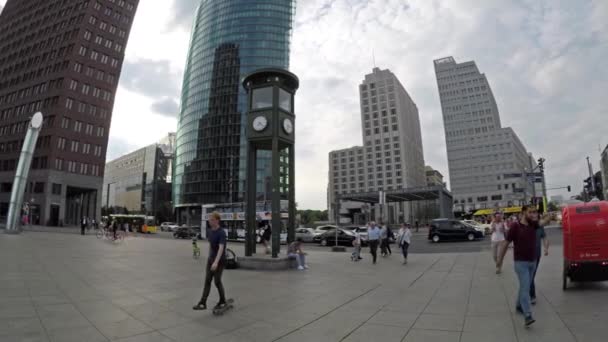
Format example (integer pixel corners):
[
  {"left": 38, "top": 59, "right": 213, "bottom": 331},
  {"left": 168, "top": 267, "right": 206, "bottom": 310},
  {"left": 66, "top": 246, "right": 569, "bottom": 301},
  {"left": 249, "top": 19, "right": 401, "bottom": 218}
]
[
  {"left": 328, "top": 68, "right": 426, "bottom": 224},
  {"left": 434, "top": 57, "right": 534, "bottom": 212}
]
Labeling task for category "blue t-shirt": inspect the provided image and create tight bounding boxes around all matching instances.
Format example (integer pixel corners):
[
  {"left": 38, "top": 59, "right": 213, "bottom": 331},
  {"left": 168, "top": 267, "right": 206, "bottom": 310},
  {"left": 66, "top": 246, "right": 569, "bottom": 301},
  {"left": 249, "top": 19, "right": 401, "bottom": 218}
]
[
  {"left": 208, "top": 228, "right": 227, "bottom": 264},
  {"left": 535, "top": 226, "right": 546, "bottom": 259}
]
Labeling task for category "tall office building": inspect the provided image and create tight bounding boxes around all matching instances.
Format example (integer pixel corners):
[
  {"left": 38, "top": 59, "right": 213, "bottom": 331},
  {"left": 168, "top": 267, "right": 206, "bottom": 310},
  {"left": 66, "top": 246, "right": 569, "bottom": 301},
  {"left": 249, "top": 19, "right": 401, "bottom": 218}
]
[
  {"left": 434, "top": 57, "right": 533, "bottom": 213},
  {"left": 102, "top": 133, "right": 174, "bottom": 222},
  {"left": 173, "top": 0, "right": 296, "bottom": 223},
  {"left": 0, "top": 0, "right": 139, "bottom": 226},
  {"left": 328, "top": 68, "right": 426, "bottom": 224}
]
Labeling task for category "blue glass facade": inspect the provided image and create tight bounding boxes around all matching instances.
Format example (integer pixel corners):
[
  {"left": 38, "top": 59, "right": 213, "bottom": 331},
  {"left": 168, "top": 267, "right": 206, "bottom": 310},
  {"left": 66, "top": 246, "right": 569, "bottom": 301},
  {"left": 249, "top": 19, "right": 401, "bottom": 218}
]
[{"left": 173, "top": 0, "right": 296, "bottom": 213}]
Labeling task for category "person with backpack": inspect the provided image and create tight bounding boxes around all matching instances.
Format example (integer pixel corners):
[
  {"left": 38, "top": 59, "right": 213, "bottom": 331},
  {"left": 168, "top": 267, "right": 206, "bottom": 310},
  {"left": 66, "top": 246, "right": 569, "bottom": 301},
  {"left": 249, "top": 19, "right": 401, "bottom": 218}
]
[{"left": 380, "top": 220, "right": 392, "bottom": 257}]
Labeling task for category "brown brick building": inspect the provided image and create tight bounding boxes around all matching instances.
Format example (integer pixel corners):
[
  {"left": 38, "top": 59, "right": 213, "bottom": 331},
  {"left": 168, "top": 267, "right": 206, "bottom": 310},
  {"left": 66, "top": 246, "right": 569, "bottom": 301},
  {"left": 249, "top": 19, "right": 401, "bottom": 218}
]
[{"left": 0, "top": 0, "right": 138, "bottom": 226}]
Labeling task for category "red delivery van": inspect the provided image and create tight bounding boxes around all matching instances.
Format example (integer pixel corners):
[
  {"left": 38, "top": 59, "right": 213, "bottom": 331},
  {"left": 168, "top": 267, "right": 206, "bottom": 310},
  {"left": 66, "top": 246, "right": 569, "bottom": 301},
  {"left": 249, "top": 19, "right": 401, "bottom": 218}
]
[{"left": 562, "top": 201, "right": 608, "bottom": 290}]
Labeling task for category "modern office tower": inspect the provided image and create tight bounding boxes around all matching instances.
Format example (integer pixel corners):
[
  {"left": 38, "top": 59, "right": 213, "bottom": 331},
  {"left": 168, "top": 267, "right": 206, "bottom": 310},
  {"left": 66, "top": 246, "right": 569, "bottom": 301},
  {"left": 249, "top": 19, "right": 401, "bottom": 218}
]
[
  {"left": 434, "top": 56, "right": 534, "bottom": 213},
  {"left": 102, "top": 133, "right": 173, "bottom": 223},
  {"left": 173, "top": 0, "right": 296, "bottom": 224},
  {"left": 0, "top": 0, "right": 139, "bottom": 226},
  {"left": 328, "top": 68, "right": 426, "bottom": 224}
]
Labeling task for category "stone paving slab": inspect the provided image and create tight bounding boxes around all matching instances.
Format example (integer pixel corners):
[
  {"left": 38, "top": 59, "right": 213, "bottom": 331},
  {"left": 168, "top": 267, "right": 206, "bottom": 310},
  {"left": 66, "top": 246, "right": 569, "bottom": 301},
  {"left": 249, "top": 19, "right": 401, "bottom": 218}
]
[{"left": 1, "top": 230, "right": 607, "bottom": 342}]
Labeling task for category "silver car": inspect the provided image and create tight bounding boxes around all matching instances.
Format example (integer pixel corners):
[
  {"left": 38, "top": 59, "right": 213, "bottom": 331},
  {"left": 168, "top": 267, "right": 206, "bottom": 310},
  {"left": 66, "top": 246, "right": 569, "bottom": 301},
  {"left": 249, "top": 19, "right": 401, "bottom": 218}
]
[{"left": 295, "top": 227, "right": 318, "bottom": 242}]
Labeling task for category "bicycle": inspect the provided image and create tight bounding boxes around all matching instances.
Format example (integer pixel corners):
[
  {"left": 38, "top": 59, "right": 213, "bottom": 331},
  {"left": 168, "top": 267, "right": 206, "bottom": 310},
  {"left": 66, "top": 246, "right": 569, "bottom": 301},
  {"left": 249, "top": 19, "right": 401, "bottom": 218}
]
[{"left": 96, "top": 227, "right": 124, "bottom": 243}]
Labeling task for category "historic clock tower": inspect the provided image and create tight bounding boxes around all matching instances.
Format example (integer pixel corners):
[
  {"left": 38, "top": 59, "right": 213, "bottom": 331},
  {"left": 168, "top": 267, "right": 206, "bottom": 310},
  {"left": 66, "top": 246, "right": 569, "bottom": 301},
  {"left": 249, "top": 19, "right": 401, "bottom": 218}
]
[{"left": 243, "top": 68, "right": 299, "bottom": 257}]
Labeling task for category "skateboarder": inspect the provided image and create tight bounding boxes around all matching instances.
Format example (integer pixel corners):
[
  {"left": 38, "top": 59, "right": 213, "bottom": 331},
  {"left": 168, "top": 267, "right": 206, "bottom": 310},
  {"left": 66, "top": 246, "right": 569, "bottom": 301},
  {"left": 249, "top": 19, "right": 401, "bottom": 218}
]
[{"left": 193, "top": 211, "right": 229, "bottom": 311}]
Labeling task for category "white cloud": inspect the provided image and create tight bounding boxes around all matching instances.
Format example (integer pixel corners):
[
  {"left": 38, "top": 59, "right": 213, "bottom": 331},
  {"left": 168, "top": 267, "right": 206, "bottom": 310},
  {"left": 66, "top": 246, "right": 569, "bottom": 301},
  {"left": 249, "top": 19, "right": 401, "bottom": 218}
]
[{"left": 2, "top": 0, "right": 605, "bottom": 208}]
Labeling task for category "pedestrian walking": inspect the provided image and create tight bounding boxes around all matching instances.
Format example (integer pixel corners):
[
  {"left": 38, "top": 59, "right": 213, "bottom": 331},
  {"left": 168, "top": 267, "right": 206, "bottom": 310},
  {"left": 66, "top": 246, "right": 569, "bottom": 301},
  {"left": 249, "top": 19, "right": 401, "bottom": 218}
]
[
  {"left": 530, "top": 214, "right": 552, "bottom": 304},
  {"left": 491, "top": 212, "right": 507, "bottom": 274},
  {"left": 367, "top": 222, "right": 381, "bottom": 264},
  {"left": 380, "top": 221, "right": 388, "bottom": 257},
  {"left": 351, "top": 230, "right": 362, "bottom": 261},
  {"left": 415, "top": 220, "right": 419, "bottom": 233},
  {"left": 397, "top": 223, "right": 412, "bottom": 264},
  {"left": 496, "top": 205, "right": 541, "bottom": 327},
  {"left": 261, "top": 224, "right": 271, "bottom": 254},
  {"left": 288, "top": 238, "right": 309, "bottom": 270},
  {"left": 193, "top": 211, "right": 229, "bottom": 311},
  {"left": 80, "top": 217, "right": 86, "bottom": 235}
]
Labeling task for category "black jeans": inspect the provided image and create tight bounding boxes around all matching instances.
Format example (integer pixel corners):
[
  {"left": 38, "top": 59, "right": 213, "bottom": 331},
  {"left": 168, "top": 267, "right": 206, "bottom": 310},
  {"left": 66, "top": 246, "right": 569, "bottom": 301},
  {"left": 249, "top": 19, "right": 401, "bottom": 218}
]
[
  {"left": 401, "top": 242, "right": 410, "bottom": 259},
  {"left": 369, "top": 240, "right": 379, "bottom": 263},
  {"left": 530, "top": 257, "right": 541, "bottom": 298},
  {"left": 384, "top": 238, "right": 391, "bottom": 255},
  {"left": 200, "top": 262, "right": 226, "bottom": 305}
]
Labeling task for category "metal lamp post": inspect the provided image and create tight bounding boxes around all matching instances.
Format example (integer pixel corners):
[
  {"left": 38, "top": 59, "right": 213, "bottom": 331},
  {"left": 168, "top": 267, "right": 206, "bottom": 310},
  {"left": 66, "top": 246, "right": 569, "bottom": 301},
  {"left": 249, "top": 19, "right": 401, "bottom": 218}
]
[{"left": 6, "top": 112, "right": 44, "bottom": 234}]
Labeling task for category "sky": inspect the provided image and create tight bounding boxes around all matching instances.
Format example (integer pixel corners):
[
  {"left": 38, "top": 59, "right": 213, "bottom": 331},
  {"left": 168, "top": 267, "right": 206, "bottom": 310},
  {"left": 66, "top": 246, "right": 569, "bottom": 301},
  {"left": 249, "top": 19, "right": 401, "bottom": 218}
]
[{"left": 1, "top": 0, "right": 606, "bottom": 210}]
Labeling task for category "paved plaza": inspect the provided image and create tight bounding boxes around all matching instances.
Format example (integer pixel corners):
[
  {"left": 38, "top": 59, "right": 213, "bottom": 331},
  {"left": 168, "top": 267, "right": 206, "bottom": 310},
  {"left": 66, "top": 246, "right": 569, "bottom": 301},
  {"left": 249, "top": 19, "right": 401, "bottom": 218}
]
[{"left": 1, "top": 230, "right": 607, "bottom": 342}]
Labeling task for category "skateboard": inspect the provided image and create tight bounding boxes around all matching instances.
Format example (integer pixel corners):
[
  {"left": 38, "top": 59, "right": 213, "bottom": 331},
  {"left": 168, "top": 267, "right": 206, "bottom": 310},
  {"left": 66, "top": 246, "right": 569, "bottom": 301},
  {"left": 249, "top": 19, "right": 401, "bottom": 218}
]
[{"left": 212, "top": 298, "right": 234, "bottom": 316}]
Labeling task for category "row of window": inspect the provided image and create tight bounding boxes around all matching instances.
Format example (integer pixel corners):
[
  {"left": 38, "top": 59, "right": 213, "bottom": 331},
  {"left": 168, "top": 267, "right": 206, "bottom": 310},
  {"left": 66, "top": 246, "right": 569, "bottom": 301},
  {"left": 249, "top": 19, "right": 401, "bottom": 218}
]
[
  {"left": 87, "top": 17, "right": 128, "bottom": 38},
  {"left": 0, "top": 31, "right": 78, "bottom": 80},
  {"left": 0, "top": 61, "right": 70, "bottom": 94},
  {"left": 363, "top": 108, "right": 397, "bottom": 121},
  {"left": 333, "top": 145, "right": 401, "bottom": 165},
  {"left": 0, "top": 4, "right": 87, "bottom": 57},
  {"left": 56, "top": 137, "right": 103, "bottom": 156},
  {"left": 84, "top": 30, "right": 125, "bottom": 52},
  {"left": 365, "top": 125, "right": 399, "bottom": 136},
  {"left": 55, "top": 158, "right": 101, "bottom": 176},
  {"left": 93, "top": 0, "right": 135, "bottom": 13},
  {"left": 443, "top": 101, "right": 492, "bottom": 113},
  {"left": 334, "top": 177, "right": 404, "bottom": 191},
  {"left": 444, "top": 109, "right": 493, "bottom": 122},
  {"left": 77, "top": 45, "right": 121, "bottom": 68},
  {"left": 437, "top": 75, "right": 485, "bottom": 89},
  {"left": 441, "top": 92, "right": 490, "bottom": 104}
]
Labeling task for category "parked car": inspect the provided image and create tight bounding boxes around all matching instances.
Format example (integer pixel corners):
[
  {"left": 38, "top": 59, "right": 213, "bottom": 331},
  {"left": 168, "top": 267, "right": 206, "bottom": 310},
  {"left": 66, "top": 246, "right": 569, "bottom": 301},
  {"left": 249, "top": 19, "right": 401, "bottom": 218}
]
[
  {"left": 295, "top": 228, "right": 318, "bottom": 242},
  {"left": 173, "top": 227, "right": 196, "bottom": 239},
  {"left": 160, "top": 222, "right": 178, "bottom": 232},
  {"left": 462, "top": 220, "right": 490, "bottom": 235},
  {"left": 343, "top": 226, "right": 367, "bottom": 246},
  {"left": 428, "top": 219, "right": 484, "bottom": 243},
  {"left": 314, "top": 228, "right": 357, "bottom": 247},
  {"left": 314, "top": 225, "right": 337, "bottom": 235}
]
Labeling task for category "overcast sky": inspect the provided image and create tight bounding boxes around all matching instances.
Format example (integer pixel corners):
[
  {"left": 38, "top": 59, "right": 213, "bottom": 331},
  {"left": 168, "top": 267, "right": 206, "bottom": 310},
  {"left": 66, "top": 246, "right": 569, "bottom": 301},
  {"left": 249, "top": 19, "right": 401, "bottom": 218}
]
[{"left": 1, "top": 0, "right": 606, "bottom": 210}]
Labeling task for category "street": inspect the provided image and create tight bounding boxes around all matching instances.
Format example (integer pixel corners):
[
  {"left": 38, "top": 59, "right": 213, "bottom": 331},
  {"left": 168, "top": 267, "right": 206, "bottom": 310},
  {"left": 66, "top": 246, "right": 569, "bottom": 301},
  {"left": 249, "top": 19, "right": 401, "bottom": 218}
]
[{"left": 2, "top": 226, "right": 606, "bottom": 342}]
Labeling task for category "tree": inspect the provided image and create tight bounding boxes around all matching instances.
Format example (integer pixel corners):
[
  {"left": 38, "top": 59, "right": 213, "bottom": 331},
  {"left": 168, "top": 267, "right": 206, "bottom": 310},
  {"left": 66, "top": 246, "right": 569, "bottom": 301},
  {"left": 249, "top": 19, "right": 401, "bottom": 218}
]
[
  {"left": 547, "top": 201, "right": 560, "bottom": 212},
  {"left": 297, "top": 209, "right": 328, "bottom": 225}
]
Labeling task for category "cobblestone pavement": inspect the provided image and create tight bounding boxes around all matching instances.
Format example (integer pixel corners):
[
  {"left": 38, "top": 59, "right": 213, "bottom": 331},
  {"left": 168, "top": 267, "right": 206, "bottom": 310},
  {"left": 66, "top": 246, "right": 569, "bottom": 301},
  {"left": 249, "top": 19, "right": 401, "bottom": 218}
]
[{"left": 1, "top": 230, "right": 606, "bottom": 342}]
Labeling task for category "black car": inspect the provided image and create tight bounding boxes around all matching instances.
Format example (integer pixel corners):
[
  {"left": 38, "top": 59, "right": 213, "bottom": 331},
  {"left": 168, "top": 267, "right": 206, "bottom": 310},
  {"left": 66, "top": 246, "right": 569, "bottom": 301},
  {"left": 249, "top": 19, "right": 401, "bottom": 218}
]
[
  {"left": 173, "top": 227, "right": 197, "bottom": 239},
  {"left": 314, "top": 228, "right": 357, "bottom": 247},
  {"left": 428, "top": 219, "right": 484, "bottom": 243}
]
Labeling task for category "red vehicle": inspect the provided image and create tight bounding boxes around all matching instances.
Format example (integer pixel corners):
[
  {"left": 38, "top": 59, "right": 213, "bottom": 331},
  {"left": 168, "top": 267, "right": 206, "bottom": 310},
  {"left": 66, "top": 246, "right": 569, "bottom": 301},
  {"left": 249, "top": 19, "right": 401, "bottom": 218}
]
[{"left": 562, "top": 201, "right": 608, "bottom": 290}]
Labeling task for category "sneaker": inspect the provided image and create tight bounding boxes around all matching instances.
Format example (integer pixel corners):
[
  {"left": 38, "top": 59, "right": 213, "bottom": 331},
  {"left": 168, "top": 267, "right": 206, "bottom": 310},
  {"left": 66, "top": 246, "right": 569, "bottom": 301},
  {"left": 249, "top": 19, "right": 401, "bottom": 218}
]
[
  {"left": 531, "top": 297, "right": 537, "bottom": 305},
  {"left": 496, "top": 267, "right": 502, "bottom": 274},
  {"left": 213, "top": 302, "right": 227, "bottom": 310},
  {"left": 297, "top": 266, "right": 304, "bottom": 270},
  {"left": 525, "top": 316, "right": 536, "bottom": 327},
  {"left": 403, "top": 259, "right": 408, "bottom": 265},
  {"left": 192, "top": 302, "right": 207, "bottom": 310},
  {"left": 515, "top": 306, "right": 523, "bottom": 315},
  {"left": 304, "top": 265, "right": 309, "bottom": 269}
]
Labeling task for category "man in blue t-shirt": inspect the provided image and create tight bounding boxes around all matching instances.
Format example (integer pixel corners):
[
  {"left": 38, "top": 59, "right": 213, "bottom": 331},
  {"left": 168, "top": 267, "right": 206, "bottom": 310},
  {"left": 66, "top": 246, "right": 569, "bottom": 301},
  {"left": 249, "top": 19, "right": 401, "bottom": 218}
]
[{"left": 193, "top": 211, "right": 227, "bottom": 311}]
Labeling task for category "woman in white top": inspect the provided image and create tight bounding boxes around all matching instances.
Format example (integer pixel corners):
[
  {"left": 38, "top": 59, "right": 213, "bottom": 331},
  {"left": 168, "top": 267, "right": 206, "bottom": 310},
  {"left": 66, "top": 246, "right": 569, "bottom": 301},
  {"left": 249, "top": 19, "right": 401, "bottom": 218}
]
[
  {"left": 397, "top": 223, "right": 412, "bottom": 265},
  {"left": 490, "top": 212, "right": 506, "bottom": 273}
]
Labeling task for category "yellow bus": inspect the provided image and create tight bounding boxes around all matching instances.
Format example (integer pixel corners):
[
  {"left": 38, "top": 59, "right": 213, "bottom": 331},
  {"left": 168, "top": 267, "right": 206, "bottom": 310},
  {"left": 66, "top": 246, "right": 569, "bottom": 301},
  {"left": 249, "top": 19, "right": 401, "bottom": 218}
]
[{"left": 109, "top": 214, "right": 157, "bottom": 234}]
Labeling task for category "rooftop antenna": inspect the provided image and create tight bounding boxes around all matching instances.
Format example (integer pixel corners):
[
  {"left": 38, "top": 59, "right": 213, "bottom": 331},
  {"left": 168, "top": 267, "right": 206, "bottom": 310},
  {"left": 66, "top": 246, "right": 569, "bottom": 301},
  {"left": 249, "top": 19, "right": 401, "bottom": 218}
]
[{"left": 372, "top": 49, "right": 376, "bottom": 68}]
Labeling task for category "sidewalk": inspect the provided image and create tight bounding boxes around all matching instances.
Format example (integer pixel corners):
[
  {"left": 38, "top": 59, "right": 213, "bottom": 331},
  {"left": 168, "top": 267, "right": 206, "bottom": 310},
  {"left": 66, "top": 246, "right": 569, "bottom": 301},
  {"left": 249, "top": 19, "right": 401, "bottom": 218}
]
[{"left": 1, "top": 230, "right": 606, "bottom": 342}]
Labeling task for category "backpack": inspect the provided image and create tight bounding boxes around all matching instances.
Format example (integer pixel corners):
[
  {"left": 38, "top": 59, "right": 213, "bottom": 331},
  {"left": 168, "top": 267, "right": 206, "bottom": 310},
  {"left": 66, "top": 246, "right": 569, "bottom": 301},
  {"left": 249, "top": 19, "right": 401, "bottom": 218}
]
[{"left": 225, "top": 248, "right": 239, "bottom": 269}]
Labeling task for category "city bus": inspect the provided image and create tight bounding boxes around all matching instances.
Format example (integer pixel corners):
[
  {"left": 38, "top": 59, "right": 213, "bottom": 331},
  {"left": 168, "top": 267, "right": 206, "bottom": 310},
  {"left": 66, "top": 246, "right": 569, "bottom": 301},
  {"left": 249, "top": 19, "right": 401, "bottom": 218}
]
[{"left": 108, "top": 214, "right": 157, "bottom": 234}]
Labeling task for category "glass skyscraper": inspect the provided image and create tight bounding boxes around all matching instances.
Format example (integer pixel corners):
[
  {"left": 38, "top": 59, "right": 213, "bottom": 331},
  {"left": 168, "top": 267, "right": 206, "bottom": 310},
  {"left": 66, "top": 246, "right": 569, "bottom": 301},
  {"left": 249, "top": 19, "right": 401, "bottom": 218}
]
[{"left": 173, "top": 0, "right": 296, "bottom": 222}]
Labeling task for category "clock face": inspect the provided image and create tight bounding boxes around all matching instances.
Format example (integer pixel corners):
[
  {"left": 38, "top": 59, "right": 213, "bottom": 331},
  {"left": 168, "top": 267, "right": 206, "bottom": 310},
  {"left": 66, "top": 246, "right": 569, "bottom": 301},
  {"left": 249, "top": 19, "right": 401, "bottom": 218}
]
[
  {"left": 252, "top": 116, "right": 268, "bottom": 132},
  {"left": 282, "top": 118, "right": 293, "bottom": 134}
]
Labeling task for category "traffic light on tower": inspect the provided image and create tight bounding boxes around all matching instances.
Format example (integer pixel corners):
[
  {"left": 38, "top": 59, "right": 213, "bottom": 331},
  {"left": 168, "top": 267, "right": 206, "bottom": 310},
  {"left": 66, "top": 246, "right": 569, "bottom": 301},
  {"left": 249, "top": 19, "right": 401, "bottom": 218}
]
[{"left": 584, "top": 177, "right": 593, "bottom": 193}]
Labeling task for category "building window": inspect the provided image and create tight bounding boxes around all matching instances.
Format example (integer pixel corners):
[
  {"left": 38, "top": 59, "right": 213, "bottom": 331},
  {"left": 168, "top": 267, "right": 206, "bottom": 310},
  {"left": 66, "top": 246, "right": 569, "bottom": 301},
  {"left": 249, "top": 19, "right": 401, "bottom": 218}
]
[
  {"left": 33, "top": 182, "right": 45, "bottom": 193},
  {"left": 52, "top": 183, "right": 62, "bottom": 195},
  {"left": 65, "top": 98, "right": 74, "bottom": 109}
]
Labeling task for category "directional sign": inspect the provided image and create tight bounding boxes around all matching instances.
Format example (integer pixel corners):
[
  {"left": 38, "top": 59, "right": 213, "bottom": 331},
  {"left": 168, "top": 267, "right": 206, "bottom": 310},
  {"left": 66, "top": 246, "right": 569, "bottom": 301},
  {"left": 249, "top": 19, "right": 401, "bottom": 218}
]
[{"left": 504, "top": 173, "right": 523, "bottom": 179}]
